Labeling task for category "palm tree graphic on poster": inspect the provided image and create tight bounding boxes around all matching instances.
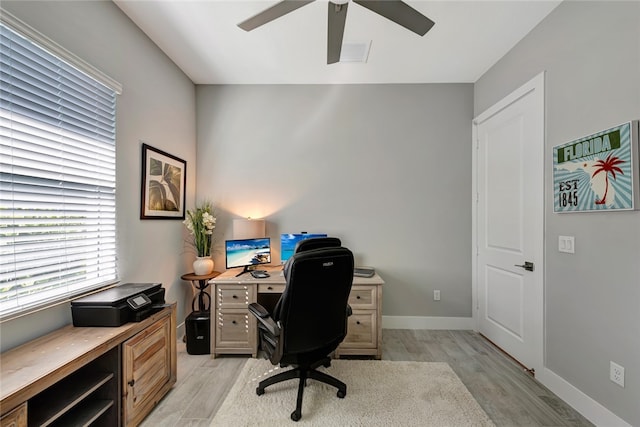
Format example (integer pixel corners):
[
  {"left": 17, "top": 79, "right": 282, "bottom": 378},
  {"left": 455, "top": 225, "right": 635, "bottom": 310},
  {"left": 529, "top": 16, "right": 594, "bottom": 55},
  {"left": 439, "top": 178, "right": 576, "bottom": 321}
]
[
  {"left": 592, "top": 154, "right": 624, "bottom": 205},
  {"left": 553, "top": 122, "right": 637, "bottom": 212}
]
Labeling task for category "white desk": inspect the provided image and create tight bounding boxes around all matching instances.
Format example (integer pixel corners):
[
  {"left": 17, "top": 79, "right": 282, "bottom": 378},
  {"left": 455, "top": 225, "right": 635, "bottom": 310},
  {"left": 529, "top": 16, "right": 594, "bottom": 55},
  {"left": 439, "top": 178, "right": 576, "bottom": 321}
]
[{"left": 209, "top": 265, "right": 384, "bottom": 359}]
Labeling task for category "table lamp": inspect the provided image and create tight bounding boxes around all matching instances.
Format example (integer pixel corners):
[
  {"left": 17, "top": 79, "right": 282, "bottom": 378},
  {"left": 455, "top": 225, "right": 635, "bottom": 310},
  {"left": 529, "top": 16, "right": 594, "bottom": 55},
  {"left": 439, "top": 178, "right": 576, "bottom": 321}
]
[{"left": 233, "top": 218, "right": 266, "bottom": 239}]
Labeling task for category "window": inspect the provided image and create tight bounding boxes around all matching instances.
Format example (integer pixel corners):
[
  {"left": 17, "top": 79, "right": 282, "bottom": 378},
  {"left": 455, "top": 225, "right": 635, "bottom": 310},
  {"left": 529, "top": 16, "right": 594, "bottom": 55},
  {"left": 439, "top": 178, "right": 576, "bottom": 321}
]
[{"left": 0, "top": 15, "right": 121, "bottom": 319}]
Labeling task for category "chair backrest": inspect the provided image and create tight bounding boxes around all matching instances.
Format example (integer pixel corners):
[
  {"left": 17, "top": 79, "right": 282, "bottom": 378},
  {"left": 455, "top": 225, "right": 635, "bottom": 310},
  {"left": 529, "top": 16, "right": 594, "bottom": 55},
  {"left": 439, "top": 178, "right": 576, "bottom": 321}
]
[
  {"left": 276, "top": 246, "right": 354, "bottom": 359},
  {"left": 283, "top": 237, "right": 342, "bottom": 281},
  {"left": 294, "top": 237, "right": 341, "bottom": 253}
]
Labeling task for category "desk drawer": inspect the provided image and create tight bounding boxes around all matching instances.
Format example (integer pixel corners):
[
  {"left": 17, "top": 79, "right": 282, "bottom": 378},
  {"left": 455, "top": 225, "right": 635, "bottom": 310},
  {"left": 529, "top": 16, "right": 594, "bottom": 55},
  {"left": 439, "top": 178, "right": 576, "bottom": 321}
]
[
  {"left": 348, "top": 286, "right": 377, "bottom": 310},
  {"left": 343, "top": 310, "right": 376, "bottom": 348},
  {"left": 216, "top": 285, "right": 253, "bottom": 309},
  {"left": 258, "top": 283, "right": 285, "bottom": 294},
  {"left": 215, "top": 312, "right": 252, "bottom": 348}
]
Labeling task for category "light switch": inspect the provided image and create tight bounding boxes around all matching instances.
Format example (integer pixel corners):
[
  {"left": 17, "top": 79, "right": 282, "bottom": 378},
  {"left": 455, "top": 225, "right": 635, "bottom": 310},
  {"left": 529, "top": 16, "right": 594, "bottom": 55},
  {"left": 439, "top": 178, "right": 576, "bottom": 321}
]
[{"left": 559, "top": 235, "right": 575, "bottom": 254}]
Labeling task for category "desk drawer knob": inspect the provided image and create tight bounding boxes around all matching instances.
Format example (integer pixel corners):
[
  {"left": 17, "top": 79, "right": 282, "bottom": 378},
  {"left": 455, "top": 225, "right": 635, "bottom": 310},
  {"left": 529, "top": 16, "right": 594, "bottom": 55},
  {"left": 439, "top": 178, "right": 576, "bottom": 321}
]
[
  {"left": 232, "top": 320, "right": 237, "bottom": 324},
  {"left": 356, "top": 295, "right": 361, "bottom": 299},
  {"left": 232, "top": 295, "right": 238, "bottom": 299},
  {"left": 267, "top": 286, "right": 273, "bottom": 290},
  {"left": 356, "top": 321, "right": 361, "bottom": 325}
]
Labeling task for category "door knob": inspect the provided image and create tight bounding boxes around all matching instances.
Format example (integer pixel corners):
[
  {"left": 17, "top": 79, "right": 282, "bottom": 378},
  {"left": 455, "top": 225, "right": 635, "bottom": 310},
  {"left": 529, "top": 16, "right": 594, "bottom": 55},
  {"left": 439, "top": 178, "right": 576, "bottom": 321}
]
[{"left": 514, "top": 261, "right": 534, "bottom": 272}]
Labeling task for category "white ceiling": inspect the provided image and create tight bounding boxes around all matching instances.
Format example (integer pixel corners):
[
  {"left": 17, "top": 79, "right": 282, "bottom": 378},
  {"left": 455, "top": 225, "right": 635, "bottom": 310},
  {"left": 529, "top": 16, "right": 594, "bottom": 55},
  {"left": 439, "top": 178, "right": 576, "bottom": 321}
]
[{"left": 113, "top": 0, "right": 561, "bottom": 85}]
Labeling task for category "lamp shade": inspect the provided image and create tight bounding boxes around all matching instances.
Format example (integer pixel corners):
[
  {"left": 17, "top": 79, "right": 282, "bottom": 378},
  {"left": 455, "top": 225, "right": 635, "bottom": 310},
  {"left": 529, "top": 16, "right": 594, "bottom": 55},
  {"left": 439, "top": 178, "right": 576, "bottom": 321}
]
[{"left": 233, "top": 218, "right": 266, "bottom": 239}]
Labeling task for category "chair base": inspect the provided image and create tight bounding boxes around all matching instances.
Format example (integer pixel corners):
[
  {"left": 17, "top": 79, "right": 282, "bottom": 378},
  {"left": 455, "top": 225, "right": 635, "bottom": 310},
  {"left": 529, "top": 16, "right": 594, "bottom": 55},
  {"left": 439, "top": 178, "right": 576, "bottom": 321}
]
[{"left": 255, "top": 357, "right": 346, "bottom": 422}]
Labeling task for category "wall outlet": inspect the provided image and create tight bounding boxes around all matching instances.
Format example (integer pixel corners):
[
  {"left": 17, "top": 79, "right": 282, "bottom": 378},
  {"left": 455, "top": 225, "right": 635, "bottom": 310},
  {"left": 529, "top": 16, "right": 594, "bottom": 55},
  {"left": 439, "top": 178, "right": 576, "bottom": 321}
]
[
  {"left": 433, "top": 290, "right": 441, "bottom": 301},
  {"left": 610, "top": 361, "right": 625, "bottom": 387}
]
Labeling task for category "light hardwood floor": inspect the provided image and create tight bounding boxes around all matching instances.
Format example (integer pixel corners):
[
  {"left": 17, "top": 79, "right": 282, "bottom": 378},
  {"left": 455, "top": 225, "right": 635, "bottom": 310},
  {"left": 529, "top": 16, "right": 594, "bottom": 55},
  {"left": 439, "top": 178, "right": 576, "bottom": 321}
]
[{"left": 140, "top": 329, "right": 593, "bottom": 427}]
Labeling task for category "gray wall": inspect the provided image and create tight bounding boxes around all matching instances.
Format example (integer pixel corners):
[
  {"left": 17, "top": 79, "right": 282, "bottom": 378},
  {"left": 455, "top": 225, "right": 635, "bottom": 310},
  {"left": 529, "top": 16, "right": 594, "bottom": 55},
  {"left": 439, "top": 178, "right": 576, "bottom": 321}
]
[
  {"left": 196, "top": 84, "right": 474, "bottom": 318},
  {"left": 0, "top": 1, "right": 196, "bottom": 352},
  {"left": 475, "top": 2, "right": 640, "bottom": 425},
  {"left": 3, "top": 1, "right": 635, "bottom": 424}
]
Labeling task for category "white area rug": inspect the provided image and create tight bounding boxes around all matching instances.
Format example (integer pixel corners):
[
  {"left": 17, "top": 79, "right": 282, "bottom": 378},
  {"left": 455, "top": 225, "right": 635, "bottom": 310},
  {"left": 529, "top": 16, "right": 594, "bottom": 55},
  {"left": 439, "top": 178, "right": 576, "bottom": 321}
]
[{"left": 211, "top": 359, "right": 495, "bottom": 426}]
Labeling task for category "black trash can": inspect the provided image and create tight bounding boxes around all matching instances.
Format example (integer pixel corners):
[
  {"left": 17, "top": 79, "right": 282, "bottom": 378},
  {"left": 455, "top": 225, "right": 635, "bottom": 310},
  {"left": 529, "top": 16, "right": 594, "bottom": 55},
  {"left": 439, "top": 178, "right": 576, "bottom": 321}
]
[{"left": 185, "top": 311, "right": 210, "bottom": 355}]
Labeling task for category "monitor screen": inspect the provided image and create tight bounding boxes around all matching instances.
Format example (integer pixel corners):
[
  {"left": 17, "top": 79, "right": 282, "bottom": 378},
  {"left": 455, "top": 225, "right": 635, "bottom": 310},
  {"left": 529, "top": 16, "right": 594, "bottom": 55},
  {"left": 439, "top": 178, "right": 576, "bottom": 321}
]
[
  {"left": 225, "top": 238, "right": 271, "bottom": 272},
  {"left": 280, "top": 233, "right": 328, "bottom": 263}
]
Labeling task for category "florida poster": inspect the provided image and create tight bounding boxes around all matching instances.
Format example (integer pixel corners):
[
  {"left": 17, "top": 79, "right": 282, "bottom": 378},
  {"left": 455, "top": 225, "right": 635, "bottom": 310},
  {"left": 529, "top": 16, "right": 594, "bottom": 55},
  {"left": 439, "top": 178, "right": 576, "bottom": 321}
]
[{"left": 553, "top": 121, "right": 638, "bottom": 213}]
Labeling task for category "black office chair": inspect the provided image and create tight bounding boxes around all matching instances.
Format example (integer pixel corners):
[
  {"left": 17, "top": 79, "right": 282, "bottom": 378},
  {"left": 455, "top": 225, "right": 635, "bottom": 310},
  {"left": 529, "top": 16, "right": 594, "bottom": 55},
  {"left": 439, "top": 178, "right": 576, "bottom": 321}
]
[{"left": 248, "top": 239, "right": 354, "bottom": 422}]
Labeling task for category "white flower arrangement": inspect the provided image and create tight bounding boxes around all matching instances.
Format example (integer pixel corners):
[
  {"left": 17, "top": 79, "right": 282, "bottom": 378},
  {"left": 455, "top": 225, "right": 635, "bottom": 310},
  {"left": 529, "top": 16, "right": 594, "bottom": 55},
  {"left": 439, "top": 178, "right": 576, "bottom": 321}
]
[{"left": 183, "top": 201, "right": 216, "bottom": 257}]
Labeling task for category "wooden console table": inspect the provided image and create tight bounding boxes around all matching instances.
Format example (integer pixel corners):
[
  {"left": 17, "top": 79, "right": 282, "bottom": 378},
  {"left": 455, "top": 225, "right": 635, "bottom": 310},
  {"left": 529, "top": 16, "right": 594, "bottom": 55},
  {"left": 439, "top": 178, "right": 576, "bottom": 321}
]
[
  {"left": 0, "top": 303, "right": 177, "bottom": 427},
  {"left": 209, "top": 266, "right": 384, "bottom": 359}
]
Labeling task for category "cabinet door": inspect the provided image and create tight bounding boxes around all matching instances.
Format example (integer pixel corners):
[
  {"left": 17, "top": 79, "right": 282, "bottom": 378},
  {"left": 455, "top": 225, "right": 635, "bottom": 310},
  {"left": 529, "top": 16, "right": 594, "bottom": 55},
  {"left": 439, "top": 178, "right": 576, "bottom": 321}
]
[
  {"left": 122, "top": 315, "right": 175, "bottom": 426},
  {"left": 0, "top": 403, "right": 27, "bottom": 427}
]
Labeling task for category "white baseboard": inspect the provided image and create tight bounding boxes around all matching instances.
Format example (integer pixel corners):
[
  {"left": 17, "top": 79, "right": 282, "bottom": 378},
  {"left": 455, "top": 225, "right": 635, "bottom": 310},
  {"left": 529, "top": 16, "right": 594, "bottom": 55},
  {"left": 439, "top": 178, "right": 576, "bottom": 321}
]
[
  {"left": 382, "top": 315, "right": 473, "bottom": 330},
  {"left": 538, "top": 368, "right": 631, "bottom": 427}
]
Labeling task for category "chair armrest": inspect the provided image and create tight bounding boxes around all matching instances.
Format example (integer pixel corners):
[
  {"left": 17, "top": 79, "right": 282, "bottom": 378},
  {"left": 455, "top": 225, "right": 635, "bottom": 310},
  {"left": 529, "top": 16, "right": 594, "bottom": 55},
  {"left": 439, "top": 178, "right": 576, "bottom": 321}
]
[
  {"left": 248, "top": 302, "right": 270, "bottom": 318},
  {"left": 248, "top": 303, "right": 280, "bottom": 336}
]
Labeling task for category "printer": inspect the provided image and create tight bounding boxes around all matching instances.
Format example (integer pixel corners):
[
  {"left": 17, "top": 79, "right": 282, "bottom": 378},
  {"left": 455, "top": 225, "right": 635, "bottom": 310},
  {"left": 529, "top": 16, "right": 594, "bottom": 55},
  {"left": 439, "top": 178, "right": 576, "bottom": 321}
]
[{"left": 71, "top": 282, "right": 166, "bottom": 327}]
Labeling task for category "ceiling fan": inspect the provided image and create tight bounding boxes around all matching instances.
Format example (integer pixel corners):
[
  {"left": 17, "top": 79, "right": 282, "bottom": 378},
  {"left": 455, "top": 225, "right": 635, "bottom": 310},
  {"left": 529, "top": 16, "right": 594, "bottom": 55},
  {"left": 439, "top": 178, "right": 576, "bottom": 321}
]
[{"left": 238, "top": 0, "right": 435, "bottom": 64}]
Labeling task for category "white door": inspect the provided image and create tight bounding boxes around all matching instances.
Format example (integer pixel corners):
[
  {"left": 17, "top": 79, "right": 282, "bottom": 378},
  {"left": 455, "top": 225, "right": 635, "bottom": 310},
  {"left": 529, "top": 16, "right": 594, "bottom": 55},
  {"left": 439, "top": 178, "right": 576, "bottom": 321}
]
[{"left": 472, "top": 72, "right": 544, "bottom": 373}]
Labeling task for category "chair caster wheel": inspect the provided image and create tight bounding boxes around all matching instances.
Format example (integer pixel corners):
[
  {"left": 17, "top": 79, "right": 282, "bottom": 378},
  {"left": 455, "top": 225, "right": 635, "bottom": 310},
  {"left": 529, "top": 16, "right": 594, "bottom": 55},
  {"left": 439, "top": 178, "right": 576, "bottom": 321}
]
[
  {"left": 291, "top": 410, "right": 301, "bottom": 421},
  {"left": 337, "top": 390, "right": 346, "bottom": 398},
  {"left": 256, "top": 387, "right": 265, "bottom": 396}
]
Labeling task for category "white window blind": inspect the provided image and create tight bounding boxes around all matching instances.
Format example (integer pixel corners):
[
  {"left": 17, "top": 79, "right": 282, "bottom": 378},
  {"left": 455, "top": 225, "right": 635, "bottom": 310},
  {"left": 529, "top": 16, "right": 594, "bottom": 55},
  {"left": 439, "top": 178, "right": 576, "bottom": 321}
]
[{"left": 0, "top": 21, "right": 118, "bottom": 319}]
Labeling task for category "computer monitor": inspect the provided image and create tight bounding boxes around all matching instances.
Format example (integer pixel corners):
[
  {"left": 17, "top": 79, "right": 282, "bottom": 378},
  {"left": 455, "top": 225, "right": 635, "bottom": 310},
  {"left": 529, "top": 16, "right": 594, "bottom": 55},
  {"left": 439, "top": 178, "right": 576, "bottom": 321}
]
[
  {"left": 280, "top": 233, "right": 328, "bottom": 264},
  {"left": 225, "top": 237, "right": 271, "bottom": 276}
]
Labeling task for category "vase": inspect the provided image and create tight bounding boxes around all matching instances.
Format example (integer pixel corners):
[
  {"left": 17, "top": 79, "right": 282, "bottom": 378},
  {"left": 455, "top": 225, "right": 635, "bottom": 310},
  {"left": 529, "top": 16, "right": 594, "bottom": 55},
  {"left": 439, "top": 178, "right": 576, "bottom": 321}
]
[{"left": 193, "top": 256, "right": 214, "bottom": 276}]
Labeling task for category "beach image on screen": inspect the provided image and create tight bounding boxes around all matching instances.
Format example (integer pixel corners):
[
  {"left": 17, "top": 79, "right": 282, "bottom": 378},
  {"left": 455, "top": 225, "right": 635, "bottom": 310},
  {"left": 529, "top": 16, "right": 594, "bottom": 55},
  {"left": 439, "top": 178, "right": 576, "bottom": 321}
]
[
  {"left": 225, "top": 238, "right": 271, "bottom": 269},
  {"left": 280, "top": 233, "right": 327, "bottom": 263}
]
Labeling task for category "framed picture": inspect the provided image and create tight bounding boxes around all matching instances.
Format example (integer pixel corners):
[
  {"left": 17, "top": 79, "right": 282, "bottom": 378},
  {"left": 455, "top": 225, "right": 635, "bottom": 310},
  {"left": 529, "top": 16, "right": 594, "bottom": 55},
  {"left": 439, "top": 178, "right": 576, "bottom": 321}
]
[
  {"left": 553, "top": 121, "right": 639, "bottom": 213},
  {"left": 140, "top": 143, "right": 186, "bottom": 219}
]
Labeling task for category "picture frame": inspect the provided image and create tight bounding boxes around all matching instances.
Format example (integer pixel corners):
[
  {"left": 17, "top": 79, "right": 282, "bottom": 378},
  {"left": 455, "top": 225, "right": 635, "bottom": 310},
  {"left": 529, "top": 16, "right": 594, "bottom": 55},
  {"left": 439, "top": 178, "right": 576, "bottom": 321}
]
[
  {"left": 140, "top": 143, "right": 186, "bottom": 219},
  {"left": 552, "top": 121, "right": 639, "bottom": 213}
]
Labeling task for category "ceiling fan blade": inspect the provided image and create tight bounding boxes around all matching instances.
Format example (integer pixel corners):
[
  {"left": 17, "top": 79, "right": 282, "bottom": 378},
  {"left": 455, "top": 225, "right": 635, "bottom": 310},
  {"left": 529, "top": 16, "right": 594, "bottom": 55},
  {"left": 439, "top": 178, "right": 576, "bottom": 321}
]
[
  {"left": 353, "top": 0, "right": 434, "bottom": 36},
  {"left": 238, "top": 0, "right": 315, "bottom": 31},
  {"left": 327, "top": 1, "right": 349, "bottom": 64}
]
